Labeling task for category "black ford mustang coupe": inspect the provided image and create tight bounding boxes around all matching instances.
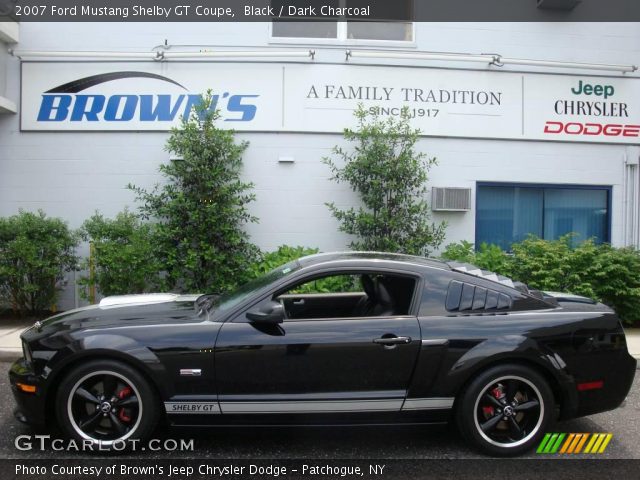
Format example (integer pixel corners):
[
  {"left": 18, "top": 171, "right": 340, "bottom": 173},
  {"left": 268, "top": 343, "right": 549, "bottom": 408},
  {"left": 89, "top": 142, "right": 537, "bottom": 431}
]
[{"left": 10, "top": 252, "right": 636, "bottom": 455}]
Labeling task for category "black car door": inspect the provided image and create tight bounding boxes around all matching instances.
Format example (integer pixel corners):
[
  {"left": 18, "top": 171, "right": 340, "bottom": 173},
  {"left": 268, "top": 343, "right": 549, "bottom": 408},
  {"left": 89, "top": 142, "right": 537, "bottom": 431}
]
[{"left": 214, "top": 271, "right": 422, "bottom": 420}]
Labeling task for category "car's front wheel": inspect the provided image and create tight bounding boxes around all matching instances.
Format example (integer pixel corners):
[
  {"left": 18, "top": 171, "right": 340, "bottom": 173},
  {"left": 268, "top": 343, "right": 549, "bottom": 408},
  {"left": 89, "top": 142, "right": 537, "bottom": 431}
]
[
  {"left": 55, "top": 359, "right": 158, "bottom": 450},
  {"left": 456, "top": 364, "right": 554, "bottom": 456}
]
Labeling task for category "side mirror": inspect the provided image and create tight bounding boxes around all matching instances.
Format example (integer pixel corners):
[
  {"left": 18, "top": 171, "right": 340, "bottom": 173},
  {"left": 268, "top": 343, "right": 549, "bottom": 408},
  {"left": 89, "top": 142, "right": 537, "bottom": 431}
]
[{"left": 246, "top": 301, "right": 285, "bottom": 324}]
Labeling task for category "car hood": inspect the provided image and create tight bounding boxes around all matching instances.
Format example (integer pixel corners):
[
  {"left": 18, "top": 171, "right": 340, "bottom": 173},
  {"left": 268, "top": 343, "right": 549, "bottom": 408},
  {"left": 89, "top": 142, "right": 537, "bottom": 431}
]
[{"left": 24, "top": 293, "right": 204, "bottom": 337}]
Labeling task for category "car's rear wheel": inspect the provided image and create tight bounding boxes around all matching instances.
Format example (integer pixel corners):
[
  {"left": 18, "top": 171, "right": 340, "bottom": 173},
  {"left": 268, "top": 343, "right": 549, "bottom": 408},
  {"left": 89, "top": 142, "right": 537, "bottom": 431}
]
[
  {"left": 56, "top": 359, "right": 158, "bottom": 450},
  {"left": 456, "top": 364, "right": 554, "bottom": 456}
]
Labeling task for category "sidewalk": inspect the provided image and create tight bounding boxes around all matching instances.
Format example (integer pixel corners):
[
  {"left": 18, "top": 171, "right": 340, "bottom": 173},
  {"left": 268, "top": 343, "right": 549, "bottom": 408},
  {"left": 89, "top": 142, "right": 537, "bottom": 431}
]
[
  {"left": 625, "top": 329, "right": 640, "bottom": 362},
  {"left": 0, "top": 319, "right": 30, "bottom": 361},
  {"left": 1, "top": 322, "right": 640, "bottom": 362}
]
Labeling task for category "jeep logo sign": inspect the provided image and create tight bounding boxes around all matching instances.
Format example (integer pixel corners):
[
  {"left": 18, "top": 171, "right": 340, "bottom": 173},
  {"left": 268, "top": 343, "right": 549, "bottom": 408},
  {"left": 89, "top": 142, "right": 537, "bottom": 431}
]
[{"left": 21, "top": 62, "right": 640, "bottom": 144}]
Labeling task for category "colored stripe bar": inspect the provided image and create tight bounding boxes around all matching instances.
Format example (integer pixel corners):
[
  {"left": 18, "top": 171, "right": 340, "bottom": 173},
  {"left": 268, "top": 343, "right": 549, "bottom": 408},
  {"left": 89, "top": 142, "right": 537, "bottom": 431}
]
[
  {"left": 537, "top": 433, "right": 613, "bottom": 454},
  {"left": 574, "top": 433, "right": 589, "bottom": 453},
  {"left": 560, "top": 433, "right": 575, "bottom": 454},
  {"left": 598, "top": 434, "right": 613, "bottom": 453},
  {"left": 568, "top": 433, "right": 588, "bottom": 454},
  {"left": 550, "top": 433, "right": 566, "bottom": 453},
  {"left": 584, "top": 433, "right": 599, "bottom": 453},
  {"left": 567, "top": 433, "right": 583, "bottom": 454},
  {"left": 543, "top": 433, "right": 559, "bottom": 453},
  {"left": 587, "top": 433, "right": 609, "bottom": 454},
  {"left": 537, "top": 433, "right": 553, "bottom": 454}
]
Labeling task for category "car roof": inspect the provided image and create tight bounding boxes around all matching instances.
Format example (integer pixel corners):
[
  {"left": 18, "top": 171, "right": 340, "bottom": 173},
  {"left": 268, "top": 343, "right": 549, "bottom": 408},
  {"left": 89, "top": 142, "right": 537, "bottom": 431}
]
[{"left": 296, "top": 251, "right": 451, "bottom": 271}]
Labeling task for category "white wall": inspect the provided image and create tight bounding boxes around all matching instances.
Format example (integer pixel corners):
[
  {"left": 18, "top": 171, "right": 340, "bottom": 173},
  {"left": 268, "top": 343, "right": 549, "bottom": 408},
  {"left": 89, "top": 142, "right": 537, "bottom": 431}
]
[
  {"left": 0, "top": 20, "right": 18, "bottom": 113},
  {"left": 8, "top": 22, "right": 640, "bottom": 65},
  {"left": 0, "top": 127, "right": 627, "bottom": 248}
]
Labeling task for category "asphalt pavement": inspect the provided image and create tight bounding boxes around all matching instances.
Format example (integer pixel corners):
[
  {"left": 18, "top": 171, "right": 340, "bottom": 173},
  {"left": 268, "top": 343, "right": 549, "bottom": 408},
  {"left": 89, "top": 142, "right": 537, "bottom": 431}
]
[{"left": 0, "top": 361, "right": 638, "bottom": 460}]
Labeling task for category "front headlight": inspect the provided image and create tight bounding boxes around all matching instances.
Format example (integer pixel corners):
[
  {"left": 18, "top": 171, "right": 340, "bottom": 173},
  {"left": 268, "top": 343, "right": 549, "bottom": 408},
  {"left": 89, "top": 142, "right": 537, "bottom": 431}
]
[{"left": 22, "top": 340, "right": 33, "bottom": 364}]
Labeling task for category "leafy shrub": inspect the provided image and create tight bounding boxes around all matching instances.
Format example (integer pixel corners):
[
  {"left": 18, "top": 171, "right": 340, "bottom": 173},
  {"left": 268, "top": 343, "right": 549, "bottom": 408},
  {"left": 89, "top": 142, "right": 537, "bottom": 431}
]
[
  {"left": 323, "top": 104, "right": 446, "bottom": 256},
  {"left": 0, "top": 210, "right": 78, "bottom": 315},
  {"left": 575, "top": 243, "right": 640, "bottom": 325},
  {"left": 509, "top": 236, "right": 575, "bottom": 292},
  {"left": 128, "top": 91, "right": 259, "bottom": 294},
  {"left": 248, "top": 245, "right": 319, "bottom": 278},
  {"left": 290, "top": 274, "right": 360, "bottom": 295},
  {"left": 441, "top": 240, "right": 476, "bottom": 264},
  {"left": 475, "top": 243, "right": 512, "bottom": 275},
  {"left": 248, "top": 246, "right": 357, "bottom": 294},
  {"left": 78, "top": 211, "right": 166, "bottom": 299},
  {"left": 442, "top": 235, "right": 640, "bottom": 326},
  {"left": 441, "top": 240, "right": 511, "bottom": 274}
]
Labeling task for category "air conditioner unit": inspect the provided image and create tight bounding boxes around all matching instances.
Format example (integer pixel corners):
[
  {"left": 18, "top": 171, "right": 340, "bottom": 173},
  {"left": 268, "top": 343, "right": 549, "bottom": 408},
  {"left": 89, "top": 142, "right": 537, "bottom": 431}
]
[{"left": 432, "top": 187, "right": 471, "bottom": 212}]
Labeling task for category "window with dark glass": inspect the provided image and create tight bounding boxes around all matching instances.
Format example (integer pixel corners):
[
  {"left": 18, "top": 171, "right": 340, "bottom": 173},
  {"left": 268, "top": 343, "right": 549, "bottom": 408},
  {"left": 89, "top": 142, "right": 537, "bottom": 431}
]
[
  {"left": 275, "top": 272, "right": 417, "bottom": 320},
  {"left": 476, "top": 183, "right": 610, "bottom": 250}
]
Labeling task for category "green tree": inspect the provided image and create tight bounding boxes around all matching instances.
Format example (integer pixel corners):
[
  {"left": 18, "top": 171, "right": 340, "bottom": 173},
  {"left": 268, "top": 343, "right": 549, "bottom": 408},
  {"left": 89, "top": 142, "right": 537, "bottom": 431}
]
[
  {"left": 323, "top": 105, "right": 446, "bottom": 256},
  {"left": 0, "top": 210, "right": 78, "bottom": 315},
  {"left": 78, "top": 210, "right": 166, "bottom": 298},
  {"left": 128, "top": 91, "right": 259, "bottom": 293}
]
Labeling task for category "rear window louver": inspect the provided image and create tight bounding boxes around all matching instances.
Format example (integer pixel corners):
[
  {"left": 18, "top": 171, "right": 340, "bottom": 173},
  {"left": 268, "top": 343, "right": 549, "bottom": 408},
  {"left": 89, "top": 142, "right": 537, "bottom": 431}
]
[
  {"left": 446, "top": 280, "right": 512, "bottom": 312},
  {"left": 447, "top": 262, "right": 516, "bottom": 288}
]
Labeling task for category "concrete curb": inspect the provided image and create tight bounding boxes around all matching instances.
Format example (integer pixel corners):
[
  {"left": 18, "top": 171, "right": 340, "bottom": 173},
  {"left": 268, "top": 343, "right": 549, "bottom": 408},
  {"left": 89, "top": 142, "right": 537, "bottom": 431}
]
[
  {"left": 0, "top": 348, "right": 21, "bottom": 362},
  {"left": 0, "top": 323, "right": 26, "bottom": 362}
]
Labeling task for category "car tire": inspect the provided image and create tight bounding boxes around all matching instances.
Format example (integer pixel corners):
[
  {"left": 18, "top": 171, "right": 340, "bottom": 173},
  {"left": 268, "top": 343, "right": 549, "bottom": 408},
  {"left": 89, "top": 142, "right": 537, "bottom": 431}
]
[
  {"left": 55, "top": 359, "right": 158, "bottom": 450},
  {"left": 456, "top": 364, "right": 554, "bottom": 456}
]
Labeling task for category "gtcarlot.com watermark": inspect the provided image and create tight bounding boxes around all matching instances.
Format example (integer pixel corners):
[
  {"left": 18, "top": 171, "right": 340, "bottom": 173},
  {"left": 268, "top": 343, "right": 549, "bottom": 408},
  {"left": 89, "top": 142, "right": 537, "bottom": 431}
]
[{"left": 15, "top": 435, "right": 194, "bottom": 452}]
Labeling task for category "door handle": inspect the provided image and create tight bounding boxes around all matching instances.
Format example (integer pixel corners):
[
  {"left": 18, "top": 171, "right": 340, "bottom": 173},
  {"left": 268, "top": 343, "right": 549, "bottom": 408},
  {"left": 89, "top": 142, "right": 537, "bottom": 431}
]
[
  {"left": 373, "top": 336, "right": 412, "bottom": 345},
  {"left": 292, "top": 299, "right": 305, "bottom": 306}
]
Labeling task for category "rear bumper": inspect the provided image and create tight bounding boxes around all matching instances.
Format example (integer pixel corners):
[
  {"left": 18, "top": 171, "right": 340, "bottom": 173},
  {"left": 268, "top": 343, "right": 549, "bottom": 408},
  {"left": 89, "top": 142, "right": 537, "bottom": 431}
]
[
  {"left": 9, "top": 358, "right": 47, "bottom": 427},
  {"left": 561, "top": 351, "right": 636, "bottom": 420}
]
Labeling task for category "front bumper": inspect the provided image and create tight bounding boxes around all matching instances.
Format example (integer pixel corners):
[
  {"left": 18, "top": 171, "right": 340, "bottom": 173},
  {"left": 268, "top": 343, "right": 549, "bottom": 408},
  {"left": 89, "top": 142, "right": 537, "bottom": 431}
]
[{"left": 9, "top": 358, "right": 47, "bottom": 427}]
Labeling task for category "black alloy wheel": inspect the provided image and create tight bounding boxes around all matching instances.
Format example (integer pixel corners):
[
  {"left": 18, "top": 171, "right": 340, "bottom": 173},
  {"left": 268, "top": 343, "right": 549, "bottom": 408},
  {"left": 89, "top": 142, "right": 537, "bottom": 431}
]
[
  {"left": 457, "top": 364, "right": 554, "bottom": 456},
  {"left": 56, "top": 360, "right": 158, "bottom": 449}
]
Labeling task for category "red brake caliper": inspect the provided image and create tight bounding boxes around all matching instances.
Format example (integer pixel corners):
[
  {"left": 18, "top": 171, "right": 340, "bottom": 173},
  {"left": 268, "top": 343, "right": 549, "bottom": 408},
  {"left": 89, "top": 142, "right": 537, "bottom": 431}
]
[
  {"left": 483, "top": 386, "right": 504, "bottom": 417},
  {"left": 117, "top": 386, "right": 133, "bottom": 422},
  {"left": 491, "top": 386, "right": 504, "bottom": 399}
]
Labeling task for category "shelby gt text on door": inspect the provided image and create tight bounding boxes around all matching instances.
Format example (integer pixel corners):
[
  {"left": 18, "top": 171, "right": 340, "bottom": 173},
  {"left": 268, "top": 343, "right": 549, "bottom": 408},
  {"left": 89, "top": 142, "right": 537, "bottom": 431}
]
[{"left": 10, "top": 252, "right": 636, "bottom": 455}]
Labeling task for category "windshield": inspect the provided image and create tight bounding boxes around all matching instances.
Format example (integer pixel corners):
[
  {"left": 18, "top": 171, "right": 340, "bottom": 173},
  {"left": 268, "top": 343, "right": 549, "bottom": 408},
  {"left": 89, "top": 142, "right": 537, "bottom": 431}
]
[{"left": 214, "top": 260, "right": 301, "bottom": 313}]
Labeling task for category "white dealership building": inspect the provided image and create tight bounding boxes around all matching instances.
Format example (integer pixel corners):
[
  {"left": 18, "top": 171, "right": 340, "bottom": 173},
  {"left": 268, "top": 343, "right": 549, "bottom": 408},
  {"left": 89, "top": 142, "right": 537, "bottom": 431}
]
[{"left": 0, "top": 19, "right": 639, "bottom": 309}]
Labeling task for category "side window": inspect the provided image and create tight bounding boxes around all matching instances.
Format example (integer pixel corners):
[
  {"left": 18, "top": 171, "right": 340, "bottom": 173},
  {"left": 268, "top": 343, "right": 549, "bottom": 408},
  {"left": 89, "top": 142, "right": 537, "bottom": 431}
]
[
  {"left": 276, "top": 273, "right": 416, "bottom": 320},
  {"left": 287, "top": 274, "right": 360, "bottom": 294}
]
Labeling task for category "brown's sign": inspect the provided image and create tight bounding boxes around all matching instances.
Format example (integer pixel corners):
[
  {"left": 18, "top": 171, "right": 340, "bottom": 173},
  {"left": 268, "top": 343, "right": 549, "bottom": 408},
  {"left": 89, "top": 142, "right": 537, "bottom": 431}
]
[{"left": 21, "top": 61, "right": 640, "bottom": 144}]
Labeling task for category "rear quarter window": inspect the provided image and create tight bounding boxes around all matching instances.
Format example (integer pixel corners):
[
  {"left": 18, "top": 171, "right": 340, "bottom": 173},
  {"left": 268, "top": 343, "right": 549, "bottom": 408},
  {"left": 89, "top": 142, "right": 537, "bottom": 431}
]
[{"left": 446, "top": 280, "right": 513, "bottom": 312}]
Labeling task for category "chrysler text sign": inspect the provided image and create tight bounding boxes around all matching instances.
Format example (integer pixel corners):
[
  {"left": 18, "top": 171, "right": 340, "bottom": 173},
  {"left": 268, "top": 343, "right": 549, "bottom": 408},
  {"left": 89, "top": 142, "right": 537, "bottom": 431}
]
[
  {"left": 21, "top": 62, "right": 640, "bottom": 144},
  {"left": 525, "top": 76, "right": 640, "bottom": 143}
]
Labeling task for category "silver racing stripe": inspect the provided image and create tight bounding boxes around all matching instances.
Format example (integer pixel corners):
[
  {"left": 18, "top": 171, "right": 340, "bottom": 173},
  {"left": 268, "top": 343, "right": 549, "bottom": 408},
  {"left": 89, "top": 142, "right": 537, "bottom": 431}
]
[
  {"left": 220, "top": 399, "right": 403, "bottom": 414},
  {"left": 165, "top": 398, "right": 455, "bottom": 414},
  {"left": 402, "top": 397, "right": 455, "bottom": 410}
]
